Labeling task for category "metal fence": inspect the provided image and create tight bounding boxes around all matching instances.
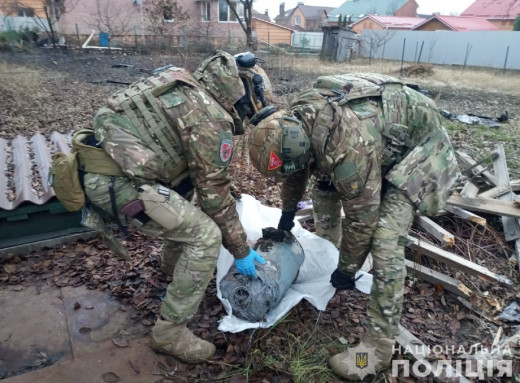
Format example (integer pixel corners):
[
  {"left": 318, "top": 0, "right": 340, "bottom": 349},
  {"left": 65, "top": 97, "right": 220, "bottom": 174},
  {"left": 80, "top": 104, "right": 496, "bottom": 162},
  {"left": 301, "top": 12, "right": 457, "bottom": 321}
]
[
  {"left": 291, "top": 32, "right": 323, "bottom": 51},
  {"left": 0, "top": 16, "right": 49, "bottom": 33},
  {"left": 359, "top": 30, "right": 520, "bottom": 70}
]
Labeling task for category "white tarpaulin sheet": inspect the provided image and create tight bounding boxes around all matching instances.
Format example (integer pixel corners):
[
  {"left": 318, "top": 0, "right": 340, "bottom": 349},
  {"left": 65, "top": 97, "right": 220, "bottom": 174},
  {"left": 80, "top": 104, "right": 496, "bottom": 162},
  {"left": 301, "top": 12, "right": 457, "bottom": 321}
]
[{"left": 217, "top": 194, "right": 373, "bottom": 333}]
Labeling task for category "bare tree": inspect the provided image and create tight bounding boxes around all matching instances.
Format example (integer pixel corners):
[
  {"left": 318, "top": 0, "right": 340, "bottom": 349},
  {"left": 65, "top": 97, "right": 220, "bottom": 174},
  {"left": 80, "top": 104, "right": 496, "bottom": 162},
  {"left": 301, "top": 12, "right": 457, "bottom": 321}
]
[
  {"left": 362, "top": 29, "right": 395, "bottom": 64},
  {"left": 89, "top": 0, "right": 133, "bottom": 38},
  {"left": 19, "top": 0, "right": 79, "bottom": 47},
  {"left": 225, "top": 0, "right": 254, "bottom": 49},
  {"left": 144, "top": 0, "right": 190, "bottom": 37}
]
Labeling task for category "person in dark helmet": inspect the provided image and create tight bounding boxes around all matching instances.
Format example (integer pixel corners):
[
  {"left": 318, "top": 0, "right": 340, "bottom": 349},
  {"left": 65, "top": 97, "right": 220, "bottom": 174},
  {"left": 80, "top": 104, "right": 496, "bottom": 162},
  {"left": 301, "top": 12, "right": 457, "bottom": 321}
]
[{"left": 248, "top": 73, "right": 460, "bottom": 379}]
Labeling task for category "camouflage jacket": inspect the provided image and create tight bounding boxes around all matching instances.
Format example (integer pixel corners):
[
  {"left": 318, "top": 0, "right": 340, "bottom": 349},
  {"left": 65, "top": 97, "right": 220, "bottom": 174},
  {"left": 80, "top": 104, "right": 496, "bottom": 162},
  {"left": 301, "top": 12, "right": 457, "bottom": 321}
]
[
  {"left": 93, "top": 67, "right": 249, "bottom": 258},
  {"left": 281, "top": 74, "right": 460, "bottom": 217}
]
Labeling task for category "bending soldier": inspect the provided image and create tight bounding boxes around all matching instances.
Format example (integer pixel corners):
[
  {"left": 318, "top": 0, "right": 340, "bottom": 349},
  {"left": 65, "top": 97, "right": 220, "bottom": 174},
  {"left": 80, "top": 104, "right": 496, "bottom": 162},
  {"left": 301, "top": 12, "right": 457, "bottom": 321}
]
[
  {"left": 248, "top": 73, "right": 460, "bottom": 379},
  {"left": 54, "top": 51, "right": 272, "bottom": 363}
]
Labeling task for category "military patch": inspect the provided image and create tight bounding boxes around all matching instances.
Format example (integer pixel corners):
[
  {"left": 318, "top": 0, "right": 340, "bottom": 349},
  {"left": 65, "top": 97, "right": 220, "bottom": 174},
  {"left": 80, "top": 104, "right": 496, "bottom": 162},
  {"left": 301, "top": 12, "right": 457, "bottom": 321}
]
[
  {"left": 219, "top": 139, "right": 233, "bottom": 163},
  {"left": 268, "top": 151, "right": 283, "bottom": 170}
]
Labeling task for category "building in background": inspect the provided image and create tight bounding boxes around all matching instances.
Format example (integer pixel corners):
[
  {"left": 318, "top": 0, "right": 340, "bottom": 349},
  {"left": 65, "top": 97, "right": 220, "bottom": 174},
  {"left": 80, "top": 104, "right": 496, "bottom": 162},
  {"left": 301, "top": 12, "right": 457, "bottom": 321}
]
[
  {"left": 253, "top": 16, "right": 294, "bottom": 45},
  {"left": 461, "top": 0, "right": 520, "bottom": 31},
  {"left": 328, "top": 0, "right": 418, "bottom": 25},
  {"left": 412, "top": 15, "right": 500, "bottom": 31},
  {"left": 275, "top": 2, "right": 334, "bottom": 31},
  {"left": 350, "top": 15, "right": 423, "bottom": 33}
]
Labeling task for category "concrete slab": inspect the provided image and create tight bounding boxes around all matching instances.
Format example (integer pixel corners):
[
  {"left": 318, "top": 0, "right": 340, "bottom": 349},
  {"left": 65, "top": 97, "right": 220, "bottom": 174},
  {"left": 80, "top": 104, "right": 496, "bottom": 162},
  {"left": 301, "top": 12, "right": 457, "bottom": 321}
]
[
  {"left": 60, "top": 286, "right": 148, "bottom": 358},
  {"left": 2, "top": 337, "right": 163, "bottom": 383},
  {"left": 0, "top": 285, "right": 158, "bottom": 382},
  {"left": 0, "top": 285, "right": 72, "bottom": 379}
]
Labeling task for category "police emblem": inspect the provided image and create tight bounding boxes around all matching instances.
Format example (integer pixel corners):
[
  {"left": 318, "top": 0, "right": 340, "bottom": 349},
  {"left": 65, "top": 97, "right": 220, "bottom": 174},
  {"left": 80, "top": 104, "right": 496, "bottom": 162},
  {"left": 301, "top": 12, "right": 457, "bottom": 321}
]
[
  {"left": 220, "top": 139, "right": 233, "bottom": 163},
  {"left": 356, "top": 352, "right": 368, "bottom": 369},
  {"left": 341, "top": 342, "right": 380, "bottom": 380},
  {"left": 268, "top": 151, "right": 282, "bottom": 170}
]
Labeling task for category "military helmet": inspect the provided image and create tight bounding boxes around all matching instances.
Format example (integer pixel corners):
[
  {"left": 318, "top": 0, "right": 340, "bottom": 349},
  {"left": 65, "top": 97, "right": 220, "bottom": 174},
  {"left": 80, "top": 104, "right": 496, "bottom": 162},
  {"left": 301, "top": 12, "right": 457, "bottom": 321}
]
[
  {"left": 249, "top": 110, "right": 311, "bottom": 181},
  {"left": 193, "top": 50, "right": 246, "bottom": 115},
  {"left": 234, "top": 52, "right": 273, "bottom": 119}
]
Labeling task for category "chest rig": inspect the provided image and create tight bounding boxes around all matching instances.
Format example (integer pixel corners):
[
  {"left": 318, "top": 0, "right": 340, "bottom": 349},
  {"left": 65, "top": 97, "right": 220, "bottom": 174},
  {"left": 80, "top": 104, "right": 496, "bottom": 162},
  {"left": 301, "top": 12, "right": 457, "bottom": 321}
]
[
  {"left": 106, "top": 67, "right": 202, "bottom": 184},
  {"left": 309, "top": 73, "right": 412, "bottom": 174}
]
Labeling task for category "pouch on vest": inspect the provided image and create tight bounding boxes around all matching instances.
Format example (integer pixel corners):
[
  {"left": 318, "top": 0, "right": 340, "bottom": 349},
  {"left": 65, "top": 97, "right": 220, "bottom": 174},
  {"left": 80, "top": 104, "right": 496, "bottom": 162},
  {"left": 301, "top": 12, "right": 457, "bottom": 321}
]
[
  {"left": 49, "top": 152, "right": 86, "bottom": 212},
  {"left": 138, "top": 185, "right": 183, "bottom": 232}
]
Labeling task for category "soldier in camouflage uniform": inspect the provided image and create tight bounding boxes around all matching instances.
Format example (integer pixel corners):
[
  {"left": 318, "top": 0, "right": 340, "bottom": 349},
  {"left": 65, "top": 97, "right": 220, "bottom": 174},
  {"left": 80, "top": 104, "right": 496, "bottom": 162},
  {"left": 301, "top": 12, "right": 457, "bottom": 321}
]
[
  {"left": 248, "top": 73, "right": 460, "bottom": 379},
  {"left": 70, "top": 51, "right": 273, "bottom": 363}
]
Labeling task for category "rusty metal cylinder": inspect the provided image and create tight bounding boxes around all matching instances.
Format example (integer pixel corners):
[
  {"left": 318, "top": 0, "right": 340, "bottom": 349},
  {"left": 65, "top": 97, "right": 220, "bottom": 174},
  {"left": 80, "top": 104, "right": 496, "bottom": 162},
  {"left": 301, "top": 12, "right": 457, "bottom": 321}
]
[{"left": 220, "top": 228, "right": 305, "bottom": 322}]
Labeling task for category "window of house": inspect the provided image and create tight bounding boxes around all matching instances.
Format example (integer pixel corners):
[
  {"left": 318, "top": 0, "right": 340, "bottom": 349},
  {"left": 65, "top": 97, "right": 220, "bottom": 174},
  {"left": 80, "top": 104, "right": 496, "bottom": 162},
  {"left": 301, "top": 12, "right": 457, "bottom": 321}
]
[
  {"left": 163, "top": 5, "right": 174, "bottom": 23},
  {"left": 295, "top": 16, "right": 301, "bottom": 25},
  {"left": 17, "top": 7, "right": 35, "bottom": 17},
  {"left": 219, "top": 0, "right": 244, "bottom": 22},
  {"left": 201, "top": 1, "right": 211, "bottom": 22}
]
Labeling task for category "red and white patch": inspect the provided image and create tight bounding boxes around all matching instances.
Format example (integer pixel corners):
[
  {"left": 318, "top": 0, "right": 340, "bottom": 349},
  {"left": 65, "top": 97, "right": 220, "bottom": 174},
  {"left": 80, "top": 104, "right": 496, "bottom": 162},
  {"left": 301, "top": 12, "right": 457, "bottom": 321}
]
[
  {"left": 268, "top": 151, "right": 283, "bottom": 170},
  {"left": 220, "top": 139, "right": 233, "bottom": 163}
]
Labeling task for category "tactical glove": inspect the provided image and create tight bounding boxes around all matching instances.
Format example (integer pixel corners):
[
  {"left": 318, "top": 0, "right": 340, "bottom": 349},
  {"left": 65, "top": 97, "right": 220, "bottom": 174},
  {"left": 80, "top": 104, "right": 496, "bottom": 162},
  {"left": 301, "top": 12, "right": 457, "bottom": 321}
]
[
  {"left": 330, "top": 268, "right": 361, "bottom": 290},
  {"left": 235, "top": 248, "right": 266, "bottom": 278},
  {"left": 278, "top": 210, "right": 296, "bottom": 232}
]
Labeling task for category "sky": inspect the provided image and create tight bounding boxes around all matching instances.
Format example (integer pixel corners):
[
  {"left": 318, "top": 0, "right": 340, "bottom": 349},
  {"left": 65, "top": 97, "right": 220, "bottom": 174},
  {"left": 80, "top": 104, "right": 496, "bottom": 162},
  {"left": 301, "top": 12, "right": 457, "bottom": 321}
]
[{"left": 253, "top": 0, "right": 477, "bottom": 21}]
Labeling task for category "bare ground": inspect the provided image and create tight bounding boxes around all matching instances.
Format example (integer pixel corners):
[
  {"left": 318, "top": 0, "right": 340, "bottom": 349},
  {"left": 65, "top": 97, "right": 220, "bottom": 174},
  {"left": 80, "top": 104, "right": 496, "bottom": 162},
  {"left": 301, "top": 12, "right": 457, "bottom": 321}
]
[{"left": 1, "top": 48, "right": 520, "bottom": 382}]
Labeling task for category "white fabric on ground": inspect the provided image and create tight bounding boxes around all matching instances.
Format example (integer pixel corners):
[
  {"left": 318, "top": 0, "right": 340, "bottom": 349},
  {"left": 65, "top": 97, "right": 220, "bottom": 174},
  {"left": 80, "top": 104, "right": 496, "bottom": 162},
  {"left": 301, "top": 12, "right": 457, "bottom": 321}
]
[{"left": 217, "top": 194, "right": 372, "bottom": 333}]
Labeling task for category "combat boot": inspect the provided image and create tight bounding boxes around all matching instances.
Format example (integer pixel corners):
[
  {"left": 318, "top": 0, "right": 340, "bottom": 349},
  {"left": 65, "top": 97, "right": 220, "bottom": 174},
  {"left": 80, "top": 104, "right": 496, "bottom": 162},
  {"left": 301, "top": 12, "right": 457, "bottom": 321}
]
[
  {"left": 328, "top": 329, "right": 395, "bottom": 380},
  {"left": 150, "top": 317, "right": 216, "bottom": 363}
]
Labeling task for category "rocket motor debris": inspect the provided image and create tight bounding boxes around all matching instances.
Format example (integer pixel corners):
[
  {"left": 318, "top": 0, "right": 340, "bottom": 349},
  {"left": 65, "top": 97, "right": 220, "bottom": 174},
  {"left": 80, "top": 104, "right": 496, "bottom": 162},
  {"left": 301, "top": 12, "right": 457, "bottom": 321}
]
[{"left": 220, "top": 228, "right": 305, "bottom": 322}]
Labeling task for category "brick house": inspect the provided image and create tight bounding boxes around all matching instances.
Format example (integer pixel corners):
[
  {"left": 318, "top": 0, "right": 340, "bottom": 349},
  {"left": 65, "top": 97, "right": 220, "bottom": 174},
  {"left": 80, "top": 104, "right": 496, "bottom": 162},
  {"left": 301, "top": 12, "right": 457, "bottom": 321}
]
[
  {"left": 412, "top": 15, "right": 499, "bottom": 32},
  {"left": 274, "top": 2, "right": 334, "bottom": 31},
  {"left": 350, "top": 15, "right": 423, "bottom": 33},
  {"left": 461, "top": 0, "right": 520, "bottom": 31},
  {"left": 58, "top": 0, "right": 248, "bottom": 38},
  {"left": 0, "top": 0, "right": 49, "bottom": 17},
  {"left": 328, "top": 0, "right": 418, "bottom": 25}
]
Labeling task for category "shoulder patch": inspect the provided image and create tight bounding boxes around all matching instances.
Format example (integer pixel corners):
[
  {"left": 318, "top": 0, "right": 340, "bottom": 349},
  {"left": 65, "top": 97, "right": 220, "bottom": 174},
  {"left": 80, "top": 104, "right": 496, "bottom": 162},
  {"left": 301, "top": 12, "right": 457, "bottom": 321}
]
[
  {"left": 219, "top": 139, "right": 233, "bottom": 163},
  {"left": 268, "top": 151, "right": 283, "bottom": 170}
]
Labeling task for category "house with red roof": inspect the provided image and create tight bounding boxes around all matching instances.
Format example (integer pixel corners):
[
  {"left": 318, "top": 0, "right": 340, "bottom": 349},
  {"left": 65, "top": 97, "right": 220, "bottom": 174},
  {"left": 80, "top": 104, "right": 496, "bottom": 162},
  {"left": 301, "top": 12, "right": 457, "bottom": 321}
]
[
  {"left": 412, "top": 15, "right": 500, "bottom": 31},
  {"left": 461, "top": 0, "right": 520, "bottom": 30},
  {"left": 351, "top": 15, "right": 424, "bottom": 33},
  {"left": 275, "top": 3, "right": 335, "bottom": 31}
]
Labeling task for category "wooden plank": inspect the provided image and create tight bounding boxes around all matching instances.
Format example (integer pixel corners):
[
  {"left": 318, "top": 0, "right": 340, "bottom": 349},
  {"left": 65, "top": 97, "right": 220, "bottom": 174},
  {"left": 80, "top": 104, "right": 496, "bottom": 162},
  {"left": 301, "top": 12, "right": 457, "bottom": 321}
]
[
  {"left": 446, "top": 195, "right": 520, "bottom": 220},
  {"left": 442, "top": 205, "right": 487, "bottom": 226},
  {"left": 414, "top": 216, "right": 455, "bottom": 246},
  {"left": 396, "top": 325, "right": 472, "bottom": 383},
  {"left": 492, "top": 143, "right": 520, "bottom": 272},
  {"left": 406, "top": 236, "right": 512, "bottom": 285},
  {"left": 457, "top": 151, "right": 497, "bottom": 186},
  {"left": 405, "top": 259, "right": 471, "bottom": 298},
  {"left": 493, "top": 143, "right": 520, "bottom": 242},
  {"left": 461, "top": 181, "right": 480, "bottom": 198},
  {"left": 479, "top": 181, "right": 520, "bottom": 199}
]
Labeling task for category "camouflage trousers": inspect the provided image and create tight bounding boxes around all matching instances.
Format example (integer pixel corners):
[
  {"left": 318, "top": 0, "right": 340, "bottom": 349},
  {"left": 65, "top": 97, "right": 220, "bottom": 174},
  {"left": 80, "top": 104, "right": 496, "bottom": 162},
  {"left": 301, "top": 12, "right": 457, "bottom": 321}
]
[
  {"left": 83, "top": 174, "right": 221, "bottom": 325},
  {"left": 314, "top": 182, "right": 414, "bottom": 338},
  {"left": 311, "top": 183, "right": 342, "bottom": 248},
  {"left": 366, "top": 185, "right": 414, "bottom": 338}
]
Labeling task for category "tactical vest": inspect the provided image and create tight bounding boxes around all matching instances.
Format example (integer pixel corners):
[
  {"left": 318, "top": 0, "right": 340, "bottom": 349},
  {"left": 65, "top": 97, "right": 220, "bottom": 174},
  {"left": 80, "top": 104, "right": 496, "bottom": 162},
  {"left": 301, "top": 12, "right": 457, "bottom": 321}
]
[
  {"left": 104, "top": 67, "right": 202, "bottom": 186},
  {"left": 307, "top": 74, "right": 460, "bottom": 216},
  {"left": 310, "top": 73, "right": 411, "bottom": 173}
]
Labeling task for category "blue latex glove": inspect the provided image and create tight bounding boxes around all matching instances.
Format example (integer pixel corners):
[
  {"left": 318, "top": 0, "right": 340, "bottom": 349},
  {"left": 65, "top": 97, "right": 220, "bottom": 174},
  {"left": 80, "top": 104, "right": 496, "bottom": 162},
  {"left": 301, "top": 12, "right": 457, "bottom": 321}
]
[{"left": 235, "top": 248, "right": 266, "bottom": 278}]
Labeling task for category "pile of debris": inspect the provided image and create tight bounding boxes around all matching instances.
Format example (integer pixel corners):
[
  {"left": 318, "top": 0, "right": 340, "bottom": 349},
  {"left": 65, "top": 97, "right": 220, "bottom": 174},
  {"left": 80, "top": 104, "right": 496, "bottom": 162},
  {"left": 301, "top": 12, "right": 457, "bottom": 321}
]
[{"left": 290, "top": 143, "right": 520, "bottom": 381}]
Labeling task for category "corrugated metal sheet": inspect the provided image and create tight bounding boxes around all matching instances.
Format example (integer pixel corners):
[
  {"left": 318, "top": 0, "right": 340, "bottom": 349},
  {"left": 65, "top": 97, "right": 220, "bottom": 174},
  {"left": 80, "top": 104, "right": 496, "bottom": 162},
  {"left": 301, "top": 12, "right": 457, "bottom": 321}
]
[{"left": 0, "top": 132, "right": 71, "bottom": 211}]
